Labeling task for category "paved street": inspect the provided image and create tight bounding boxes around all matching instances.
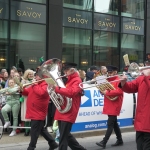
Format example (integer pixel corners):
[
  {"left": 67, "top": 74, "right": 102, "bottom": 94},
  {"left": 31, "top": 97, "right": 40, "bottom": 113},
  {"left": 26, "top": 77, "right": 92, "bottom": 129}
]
[{"left": 0, "top": 131, "right": 137, "bottom": 150}]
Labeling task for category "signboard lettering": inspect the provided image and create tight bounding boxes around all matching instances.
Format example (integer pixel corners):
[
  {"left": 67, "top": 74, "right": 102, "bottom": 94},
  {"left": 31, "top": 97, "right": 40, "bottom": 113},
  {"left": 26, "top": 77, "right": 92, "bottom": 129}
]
[
  {"left": 17, "top": 7, "right": 41, "bottom": 19},
  {"left": 94, "top": 14, "right": 119, "bottom": 32},
  {"left": 121, "top": 17, "right": 144, "bottom": 35},
  {"left": 63, "top": 9, "right": 92, "bottom": 29},
  {"left": 11, "top": 1, "right": 46, "bottom": 24}
]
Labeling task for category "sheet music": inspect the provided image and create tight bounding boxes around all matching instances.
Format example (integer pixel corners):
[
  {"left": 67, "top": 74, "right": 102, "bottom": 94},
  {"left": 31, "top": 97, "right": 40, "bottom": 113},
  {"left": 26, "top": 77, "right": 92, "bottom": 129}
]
[{"left": 96, "top": 76, "right": 107, "bottom": 85}]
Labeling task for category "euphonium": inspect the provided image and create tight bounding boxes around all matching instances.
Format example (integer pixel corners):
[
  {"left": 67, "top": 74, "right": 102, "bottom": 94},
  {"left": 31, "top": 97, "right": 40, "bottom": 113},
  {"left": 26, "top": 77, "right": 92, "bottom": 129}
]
[{"left": 37, "top": 58, "right": 72, "bottom": 113}]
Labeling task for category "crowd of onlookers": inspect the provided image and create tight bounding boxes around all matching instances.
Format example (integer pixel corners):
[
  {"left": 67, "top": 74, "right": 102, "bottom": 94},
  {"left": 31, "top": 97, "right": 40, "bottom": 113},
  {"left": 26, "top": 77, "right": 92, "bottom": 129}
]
[{"left": 0, "top": 66, "right": 37, "bottom": 137}]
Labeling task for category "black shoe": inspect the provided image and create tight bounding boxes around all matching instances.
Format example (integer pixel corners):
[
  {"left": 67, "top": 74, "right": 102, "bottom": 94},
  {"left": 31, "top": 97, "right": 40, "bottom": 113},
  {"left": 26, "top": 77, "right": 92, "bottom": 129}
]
[
  {"left": 111, "top": 140, "right": 123, "bottom": 146},
  {"left": 49, "top": 142, "right": 58, "bottom": 150},
  {"left": 96, "top": 140, "right": 106, "bottom": 149}
]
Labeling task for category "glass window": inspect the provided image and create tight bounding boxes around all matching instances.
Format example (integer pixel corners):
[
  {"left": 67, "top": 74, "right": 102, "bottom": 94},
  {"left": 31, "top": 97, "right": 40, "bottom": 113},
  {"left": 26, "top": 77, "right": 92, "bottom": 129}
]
[
  {"left": 63, "top": 0, "right": 93, "bottom": 11},
  {"left": 94, "top": 0, "right": 119, "bottom": 15},
  {"left": 93, "top": 31, "right": 119, "bottom": 67},
  {"left": 0, "top": 20, "right": 8, "bottom": 68},
  {"left": 120, "top": 34, "right": 144, "bottom": 70},
  {"left": 62, "top": 27, "right": 92, "bottom": 70},
  {"left": 63, "top": 8, "right": 92, "bottom": 29},
  {"left": 13, "top": 0, "right": 46, "bottom": 4},
  {"left": 10, "top": 22, "right": 46, "bottom": 70},
  {"left": 121, "top": 17, "right": 144, "bottom": 35},
  {"left": 11, "top": 1, "right": 46, "bottom": 24},
  {"left": 94, "top": 13, "right": 120, "bottom": 32},
  {"left": 0, "top": 0, "right": 9, "bottom": 19},
  {"left": 121, "top": 0, "right": 144, "bottom": 19}
]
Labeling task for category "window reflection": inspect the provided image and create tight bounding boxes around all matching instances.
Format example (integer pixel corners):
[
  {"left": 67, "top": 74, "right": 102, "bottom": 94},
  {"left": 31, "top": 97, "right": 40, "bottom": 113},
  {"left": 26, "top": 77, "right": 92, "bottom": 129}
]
[
  {"left": 10, "top": 22, "right": 46, "bottom": 70},
  {"left": 14, "top": 0, "right": 46, "bottom": 4},
  {"left": 121, "top": 34, "right": 144, "bottom": 70},
  {"left": 0, "top": 0, "right": 9, "bottom": 19},
  {"left": 0, "top": 20, "right": 8, "bottom": 68},
  {"left": 63, "top": 0, "right": 93, "bottom": 11},
  {"left": 62, "top": 27, "right": 92, "bottom": 70},
  {"left": 94, "top": 0, "right": 118, "bottom": 15},
  {"left": 121, "top": 0, "right": 144, "bottom": 19},
  {"left": 93, "top": 31, "right": 119, "bottom": 67}
]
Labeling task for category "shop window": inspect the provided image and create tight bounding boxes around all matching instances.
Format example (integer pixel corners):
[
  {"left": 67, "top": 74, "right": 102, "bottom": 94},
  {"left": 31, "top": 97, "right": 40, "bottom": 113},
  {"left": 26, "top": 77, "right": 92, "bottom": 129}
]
[
  {"left": 62, "top": 27, "right": 92, "bottom": 70},
  {"left": 0, "top": 20, "right": 8, "bottom": 68},
  {"left": 93, "top": 31, "right": 119, "bottom": 67},
  {"left": 120, "top": 34, "right": 144, "bottom": 70},
  {"left": 94, "top": 0, "right": 119, "bottom": 15},
  {"left": 0, "top": 0, "right": 9, "bottom": 19},
  {"left": 63, "top": 0, "right": 93, "bottom": 11},
  {"left": 10, "top": 22, "right": 46, "bottom": 70},
  {"left": 121, "top": 0, "right": 144, "bottom": 19},
  {"left": 11, "top": 1, "right": 46, "bottom": 24}
]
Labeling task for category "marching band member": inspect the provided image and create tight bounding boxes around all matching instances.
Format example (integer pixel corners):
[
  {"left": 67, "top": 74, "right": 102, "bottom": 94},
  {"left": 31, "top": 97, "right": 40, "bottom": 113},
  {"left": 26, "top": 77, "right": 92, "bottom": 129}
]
[
  {"left": 21, "top": 71, "right": 58, "bottom": 150},
  {"left": 1, "top": 78, "right": 20, "bottom": 136},
  {"left": 120, "top": 67, "right": 150, "bottom": 150},
  {"left": 96, "top": 65, "right": 124, "bottom": 149},
  {"left": 48, "top": 62, "right": 86, "bottom": 150}
]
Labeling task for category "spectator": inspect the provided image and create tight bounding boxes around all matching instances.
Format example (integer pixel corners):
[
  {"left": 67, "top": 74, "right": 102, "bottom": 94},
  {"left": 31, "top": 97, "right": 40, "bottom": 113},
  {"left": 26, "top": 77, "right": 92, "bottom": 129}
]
[
  {"left": 78, "top": 70, "right": 86, "bottom": 82},
  {"left": 20, "top": 69, "right": 35, "bottom": 136},
  {"left": 1, "top": 78, "right": 20, "bottom": 136},
  {"left": 100, "top": 66, "right": 107, "bottom": 76}
]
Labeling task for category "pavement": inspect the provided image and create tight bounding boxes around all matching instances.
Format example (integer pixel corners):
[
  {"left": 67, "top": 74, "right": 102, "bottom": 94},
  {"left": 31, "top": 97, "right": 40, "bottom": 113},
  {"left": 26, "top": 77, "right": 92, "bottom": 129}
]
[{"left": 0, "top": 126, "right": 137, "bottom": 150}]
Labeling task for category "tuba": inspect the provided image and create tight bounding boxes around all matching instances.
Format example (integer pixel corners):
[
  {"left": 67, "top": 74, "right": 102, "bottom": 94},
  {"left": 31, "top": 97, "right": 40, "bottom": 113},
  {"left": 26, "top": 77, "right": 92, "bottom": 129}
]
[{"left": 38, "top": 58, "right": 72, "bottom": 113}]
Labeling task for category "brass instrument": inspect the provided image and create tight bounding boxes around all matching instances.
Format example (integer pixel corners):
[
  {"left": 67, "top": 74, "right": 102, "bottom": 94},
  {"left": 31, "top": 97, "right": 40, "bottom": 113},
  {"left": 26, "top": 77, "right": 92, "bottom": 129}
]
[
  {"left": 37, "top": 58, "right": 72, "bottom": 114},
  {"left": 14, "top": 77, "right": 54, "bottom": 89},
  {"left": 95, "top": 76, "right": 118, "bottom": 101},
  {"left": 80, "top": 62, "right": 150, "bottom": 92}
]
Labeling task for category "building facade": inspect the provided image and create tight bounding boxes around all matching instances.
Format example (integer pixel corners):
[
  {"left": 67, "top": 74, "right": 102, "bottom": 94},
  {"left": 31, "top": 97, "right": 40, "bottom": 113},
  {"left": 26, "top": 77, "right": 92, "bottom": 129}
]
[{"left": 0, "top": 0, "right": 149, "bottom": 71}]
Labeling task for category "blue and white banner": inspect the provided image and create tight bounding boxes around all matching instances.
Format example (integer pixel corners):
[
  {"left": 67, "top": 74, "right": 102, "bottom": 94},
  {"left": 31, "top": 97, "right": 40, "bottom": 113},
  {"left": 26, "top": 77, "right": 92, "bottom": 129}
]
[{"left": 72, "top": 85, "right": 134, "bottom": 132}]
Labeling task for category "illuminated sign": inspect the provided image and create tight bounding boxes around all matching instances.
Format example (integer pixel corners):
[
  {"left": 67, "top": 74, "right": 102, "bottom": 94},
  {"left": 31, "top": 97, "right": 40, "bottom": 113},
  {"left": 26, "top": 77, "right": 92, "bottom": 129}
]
[
  {"left": 11, "top": 1, "right": 46, "bottom": 24},
  {"left": 121, "top": 17, "right": 144, "bottom": 35},
  {"left": 94, "top": 13, "right": 119, "bottom": 32},
  {"left": 63, "top": 9, "right": 92, "bottom": 29}
]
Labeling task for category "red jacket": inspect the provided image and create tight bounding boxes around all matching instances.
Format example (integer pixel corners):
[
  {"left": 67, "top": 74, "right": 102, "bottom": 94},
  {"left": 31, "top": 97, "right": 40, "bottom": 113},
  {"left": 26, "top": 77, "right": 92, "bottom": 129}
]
[
  {"left": 103, "top": 76, "right": 123, "bottom": 116},
  {"left": 122, "top": 75, "right": 150, "bottom": 133},
  {"left": 22, "top": 81, "right": 49, "bottom": 120},
  {"left": 54, "top": 72, "right": 82, "bottom": 123}
]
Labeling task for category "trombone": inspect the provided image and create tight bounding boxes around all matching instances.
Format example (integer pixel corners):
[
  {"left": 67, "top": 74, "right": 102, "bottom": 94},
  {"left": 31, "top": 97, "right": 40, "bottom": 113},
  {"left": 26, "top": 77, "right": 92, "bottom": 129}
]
[{"left": 79, "top": 62, "right": 150, "bottom": 90}]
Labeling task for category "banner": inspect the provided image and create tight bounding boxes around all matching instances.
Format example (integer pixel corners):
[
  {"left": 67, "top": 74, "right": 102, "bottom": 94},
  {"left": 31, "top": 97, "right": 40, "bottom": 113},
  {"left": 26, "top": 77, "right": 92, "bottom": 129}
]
[{"left": 72, "top": 85, "right": 134, "bottom": 132}]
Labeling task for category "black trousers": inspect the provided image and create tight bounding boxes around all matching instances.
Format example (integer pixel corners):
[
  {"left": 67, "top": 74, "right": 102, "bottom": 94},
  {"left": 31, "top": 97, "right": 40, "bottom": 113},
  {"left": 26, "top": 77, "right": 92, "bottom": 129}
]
[
  {"left": 46, "top": 101, "right": 56, "bottom": 127},
  {"left": 103, "top": 115, "right": 122, "bottom": 143},
  {"left": 136, "top": 131, "right": 150, "bottom": 150},
  {"left": 27, "top": 120, "right": 55, "bottom": 150},
  {"left": 58, "top": 121, "right": 85, "bottom": 150}
]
